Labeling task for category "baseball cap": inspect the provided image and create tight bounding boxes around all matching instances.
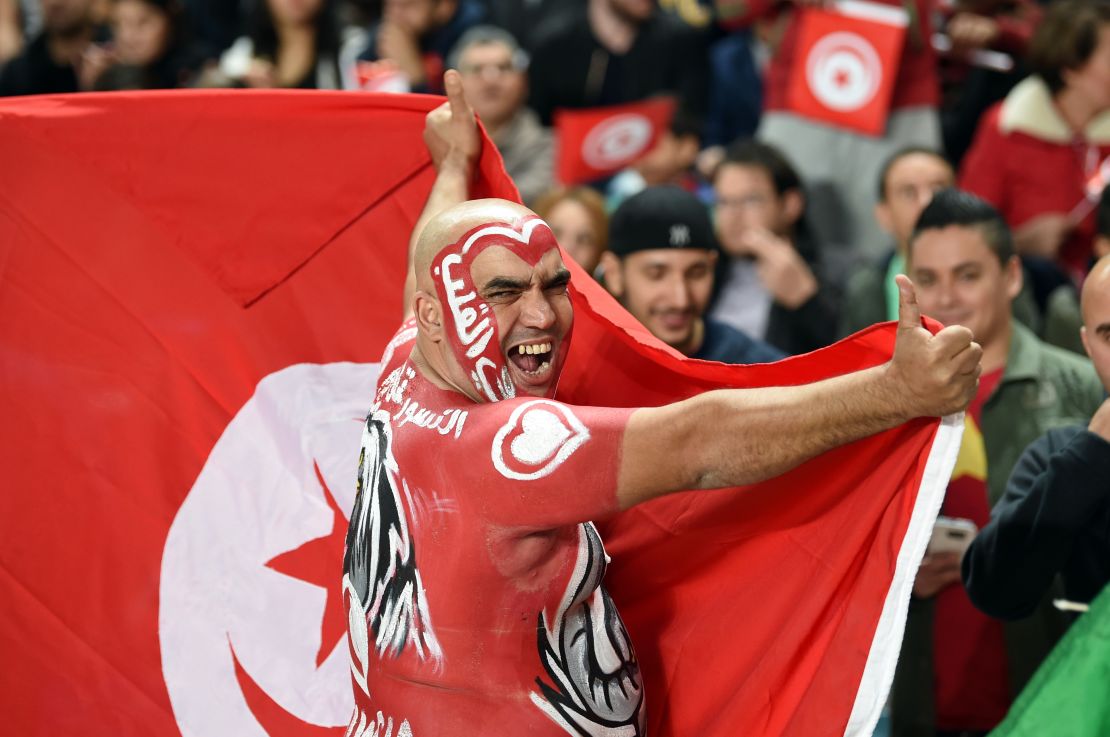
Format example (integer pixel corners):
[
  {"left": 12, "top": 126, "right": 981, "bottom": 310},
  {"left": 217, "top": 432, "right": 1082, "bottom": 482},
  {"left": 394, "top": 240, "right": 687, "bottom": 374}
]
[{"left": 608, "top": 185, "right": 718, "bottom": 257}]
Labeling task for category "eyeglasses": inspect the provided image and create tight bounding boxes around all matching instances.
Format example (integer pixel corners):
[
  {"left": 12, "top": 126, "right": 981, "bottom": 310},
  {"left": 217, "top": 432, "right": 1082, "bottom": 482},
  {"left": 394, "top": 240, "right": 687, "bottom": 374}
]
[{"left": 458, "top": 61, "right": 519, "bottom": 78}]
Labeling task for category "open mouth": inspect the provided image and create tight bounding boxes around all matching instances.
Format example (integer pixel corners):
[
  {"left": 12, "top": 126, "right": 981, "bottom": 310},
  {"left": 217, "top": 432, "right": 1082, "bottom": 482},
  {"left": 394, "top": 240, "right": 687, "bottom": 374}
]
[{"left": 508, "top": 340, "right": 555, "bottom": 379}]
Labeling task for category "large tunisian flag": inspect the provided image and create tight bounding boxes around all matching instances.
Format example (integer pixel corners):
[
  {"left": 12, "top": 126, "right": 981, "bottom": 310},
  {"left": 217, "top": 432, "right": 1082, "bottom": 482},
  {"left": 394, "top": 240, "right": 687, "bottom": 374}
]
[{"left": 0, "top": 91, "right": 959, "bottom": 737}]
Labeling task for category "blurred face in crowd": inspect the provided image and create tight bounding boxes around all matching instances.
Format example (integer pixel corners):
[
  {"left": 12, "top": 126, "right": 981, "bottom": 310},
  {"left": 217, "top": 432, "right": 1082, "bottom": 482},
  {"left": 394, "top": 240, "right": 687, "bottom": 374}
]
[
  {"left": 385, "top": 0, "right": 452, "bottom": 35},
  {"left": 713, "top": 163, "right": 803, "bottom": 257},
  {"left": 1081, "top": 257, "right": 1110, "bottom": 390},
  {"left": 910, "top": 225, "right": 1021, "bottom": 352},
  {"left": 111, "top": 0, "right": 171, "bottom": 66},
  {"left": 547, "top": 198, "right": 605, "bottom": 274},
  {"left": 876, "top": 153, "right": 954, "bottom": 253},
  {"left": 457, "top": 41, "right": 525, "bottom": 129},
  {"left": 602, "top": 248, "right": 717, "bottom": 353},
  {"left": 1062, "top": 24, "right": 1110, "bottom": 113},
  {"left": 635, "top": 131, "right": 700, "bottom": 186},
  {"left": 267, "top": 0, "right": 323, "bottom": 26},
  {"left": 41, "top": 0, "right": 95, "bottom": 36},
  {"left": 606, "top": 0, "right": 655, "bottom": 24}
]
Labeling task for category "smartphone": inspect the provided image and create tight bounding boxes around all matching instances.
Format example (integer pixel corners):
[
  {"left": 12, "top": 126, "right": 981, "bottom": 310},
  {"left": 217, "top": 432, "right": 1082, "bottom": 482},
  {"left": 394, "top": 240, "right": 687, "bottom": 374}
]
[{"left": 927, "top": 516, "right": 978, "bottom": 557}]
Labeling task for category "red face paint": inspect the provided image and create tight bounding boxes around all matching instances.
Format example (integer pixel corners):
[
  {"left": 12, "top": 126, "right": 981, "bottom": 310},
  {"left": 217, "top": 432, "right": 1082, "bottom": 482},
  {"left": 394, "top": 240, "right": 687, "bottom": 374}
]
[{"left": 430, "top": 216, "right": 569, "bottom": 402}]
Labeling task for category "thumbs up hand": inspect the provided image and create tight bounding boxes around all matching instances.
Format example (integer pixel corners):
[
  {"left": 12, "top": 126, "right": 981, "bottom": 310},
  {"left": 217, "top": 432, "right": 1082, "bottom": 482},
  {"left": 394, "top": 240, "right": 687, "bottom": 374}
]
[{"left": 888, "top": 275, "right": 982, "bottom": 418}]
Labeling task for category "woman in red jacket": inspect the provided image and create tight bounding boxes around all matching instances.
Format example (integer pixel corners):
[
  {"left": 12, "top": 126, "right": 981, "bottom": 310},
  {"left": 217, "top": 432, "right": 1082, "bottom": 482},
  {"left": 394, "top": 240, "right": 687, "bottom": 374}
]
[{"left": 960, "top": 0, "right": 1110, "bottom": 281}]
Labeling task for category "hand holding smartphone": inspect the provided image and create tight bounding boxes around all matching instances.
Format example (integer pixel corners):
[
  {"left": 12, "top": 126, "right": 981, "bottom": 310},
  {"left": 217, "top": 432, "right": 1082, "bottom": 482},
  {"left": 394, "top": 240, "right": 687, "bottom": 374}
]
[{"left": 927, "top": 515, "right": 978, "bottom": 557}]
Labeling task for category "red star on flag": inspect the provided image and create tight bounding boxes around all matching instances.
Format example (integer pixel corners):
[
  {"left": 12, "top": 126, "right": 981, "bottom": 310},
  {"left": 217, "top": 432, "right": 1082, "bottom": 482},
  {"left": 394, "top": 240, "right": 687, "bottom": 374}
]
[{"left": 265, "top": 460, "right": 349, "bottom": 667}]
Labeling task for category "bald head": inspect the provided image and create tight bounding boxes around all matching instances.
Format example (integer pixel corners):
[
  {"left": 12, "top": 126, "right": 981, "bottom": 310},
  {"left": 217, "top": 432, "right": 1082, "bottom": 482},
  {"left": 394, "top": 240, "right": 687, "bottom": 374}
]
[
  {"left": 1081, "top": 255, "right": 1110, "bottom": 392},
  {"left": 414, "top": 198, "right": 538, "bottom": 292},
  {"left": 1082, "top": 255, "right": 1110, "bottom": 324}
]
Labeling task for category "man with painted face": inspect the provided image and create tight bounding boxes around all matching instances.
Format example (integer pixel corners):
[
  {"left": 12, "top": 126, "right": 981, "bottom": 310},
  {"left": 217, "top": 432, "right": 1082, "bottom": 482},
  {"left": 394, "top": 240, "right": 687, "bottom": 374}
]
[{"left": 341, "top": 72, "right": 984, "bottom": 737}]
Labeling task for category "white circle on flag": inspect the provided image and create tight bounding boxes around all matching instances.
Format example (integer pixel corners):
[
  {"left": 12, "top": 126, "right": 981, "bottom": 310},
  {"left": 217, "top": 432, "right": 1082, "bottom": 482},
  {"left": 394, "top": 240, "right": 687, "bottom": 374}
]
[
  {"left": 805, "top": 31, "right": 882, "bottom": 112},
  {"left": 159, "top": 362, "right": 379, "bottom": 736},
  {"left": 581, "top": 114, "right": 654, "bottom": 170}
]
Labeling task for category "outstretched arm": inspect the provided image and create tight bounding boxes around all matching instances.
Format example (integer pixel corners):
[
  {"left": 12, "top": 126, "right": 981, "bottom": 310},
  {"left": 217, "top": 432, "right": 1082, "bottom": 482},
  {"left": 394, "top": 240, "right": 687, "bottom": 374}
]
[
  {"left": 402, "top": 70, "right": 480, "bottom": 320},
  {"left": 616, "top": 276, "right": 982, "bottom": 509}
]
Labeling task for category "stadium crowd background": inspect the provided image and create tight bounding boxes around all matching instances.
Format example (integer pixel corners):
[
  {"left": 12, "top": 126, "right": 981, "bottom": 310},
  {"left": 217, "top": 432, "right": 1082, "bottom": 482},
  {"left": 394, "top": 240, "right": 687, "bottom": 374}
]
[{"left": 5, "top": 1, "right": 1110, "bottom": 736}]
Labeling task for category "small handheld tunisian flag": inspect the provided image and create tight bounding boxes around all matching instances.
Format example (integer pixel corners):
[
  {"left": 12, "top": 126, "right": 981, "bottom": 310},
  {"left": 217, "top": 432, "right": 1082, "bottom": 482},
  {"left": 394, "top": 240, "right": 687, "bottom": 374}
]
[
  {"left": 0, "top": 91, "right": 957, "bottom": 737},
  {"left": 554, "top": 97, "right": 676, "bottom": 185},
  {"left": 786, "top": 0, "right": 908, "bottom": 136}
]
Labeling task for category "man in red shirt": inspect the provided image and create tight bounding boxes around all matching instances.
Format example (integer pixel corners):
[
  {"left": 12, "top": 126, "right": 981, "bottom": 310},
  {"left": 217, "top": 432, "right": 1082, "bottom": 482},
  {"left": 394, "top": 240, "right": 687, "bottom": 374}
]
[{"left": 341, "top": 72, "right": 982, "bottom": 737}]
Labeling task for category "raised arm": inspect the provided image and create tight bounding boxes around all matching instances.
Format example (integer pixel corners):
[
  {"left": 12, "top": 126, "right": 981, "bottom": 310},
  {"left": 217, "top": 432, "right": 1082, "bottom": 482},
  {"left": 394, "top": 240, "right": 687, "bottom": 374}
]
[
  {"left": 402, "top": 70, "right": 481, "bottom": 320},
  {"left": 616, "top": 276, "right": 982, "bottom": 509}
]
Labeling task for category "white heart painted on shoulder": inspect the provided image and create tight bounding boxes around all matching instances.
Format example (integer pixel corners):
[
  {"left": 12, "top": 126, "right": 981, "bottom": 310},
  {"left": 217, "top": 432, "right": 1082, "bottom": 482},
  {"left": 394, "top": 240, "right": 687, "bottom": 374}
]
[
  {"left": 491, "top": 400, "right": 591, "bottom": 481},
  {"left": 511, "top": 409, "right": 572, "bottom": 466}
]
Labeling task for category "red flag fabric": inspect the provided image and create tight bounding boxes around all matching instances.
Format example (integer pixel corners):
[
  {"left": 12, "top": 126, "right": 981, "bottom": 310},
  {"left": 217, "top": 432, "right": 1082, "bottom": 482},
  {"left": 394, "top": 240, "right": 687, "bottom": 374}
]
[
  {"left": 0, "top": 91, "right": 958, "bottom": 737},
  {"left": 554, "top": 98, "right": 676, "bottom": 185},
  {"left": 784, "top": 1, "right": 908, "bottom": 136}
]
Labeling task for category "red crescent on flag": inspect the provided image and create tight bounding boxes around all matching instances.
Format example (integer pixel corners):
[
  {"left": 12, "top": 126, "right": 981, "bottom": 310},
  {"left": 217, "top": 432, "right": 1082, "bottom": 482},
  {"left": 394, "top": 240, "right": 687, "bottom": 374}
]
[{"left": 231, "top": 639, "right": 346, "bottom": 737}]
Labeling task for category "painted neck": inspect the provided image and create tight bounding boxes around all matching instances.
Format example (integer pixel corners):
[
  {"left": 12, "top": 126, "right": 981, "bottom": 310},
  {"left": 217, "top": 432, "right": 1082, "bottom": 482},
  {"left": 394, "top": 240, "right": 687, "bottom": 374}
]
[{"left": 410, "top": 338, "right": 484, "bottom": 404}]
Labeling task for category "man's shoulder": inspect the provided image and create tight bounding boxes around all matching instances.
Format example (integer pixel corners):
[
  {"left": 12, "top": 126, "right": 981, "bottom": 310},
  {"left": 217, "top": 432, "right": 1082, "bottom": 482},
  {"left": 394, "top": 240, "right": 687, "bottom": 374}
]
[
  {"left": 844, "top": 255, "right": 890, "bottom": 297},
  {"left": 1030, "top": 333, "right": 1101, "bottom": 390},
  {"left": 1011, "top": 322, "right": 1093, "bottom": 375},
  {"left": 1006, "top": 323, "right": 1103, "bottom": 413},
  {"left": 497, "top": 108, "right": 551, "bottom": 151},
  {"left": 0, "top": 34, "right": 46, "bottom": 94},
  {"left": 1038, "top": 424, "right": 1089, "bottom": 454}
]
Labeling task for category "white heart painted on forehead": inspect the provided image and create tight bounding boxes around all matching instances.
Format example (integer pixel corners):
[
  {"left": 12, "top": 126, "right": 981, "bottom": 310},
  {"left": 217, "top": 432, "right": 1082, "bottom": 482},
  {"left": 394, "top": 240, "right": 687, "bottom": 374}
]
[
  {"left": 511, "top": 408, "right": 572, "bottom": 466},
  {"left": 459, "top": 218, "right": 552, "bottom": 255}
]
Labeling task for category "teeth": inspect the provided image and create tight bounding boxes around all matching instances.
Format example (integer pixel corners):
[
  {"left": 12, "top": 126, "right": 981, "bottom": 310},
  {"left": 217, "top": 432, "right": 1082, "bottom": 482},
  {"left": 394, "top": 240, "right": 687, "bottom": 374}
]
[{"left": 516, "top": 342, "right": 553, "bottom": 356}]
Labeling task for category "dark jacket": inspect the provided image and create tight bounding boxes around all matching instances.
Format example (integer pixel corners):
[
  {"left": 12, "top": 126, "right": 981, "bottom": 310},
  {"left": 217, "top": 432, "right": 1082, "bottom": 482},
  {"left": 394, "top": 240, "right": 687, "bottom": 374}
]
[
  {"left": 0, "top": 33, "right": 78, "bottom": 97},
  {"left": 763, "top": 259, "right": 839, "bottom": 355},
  {"left": 527, "top": 8, "right": 709, "bottom": 126},
  {"left": 724, "top": 229, "right": 840, "bottom": 356},
  {"left": 891, "top": 323, "right": 1104, "bottom": 736},
  {"left": 963, "top": 425, "right": 1110, "bottom": 620},
  {"left": 838, "top": 250, "right": 895, "bottom": 339},
  {"left": 692, "top": 318, "right": 784, "bottom": 365}
]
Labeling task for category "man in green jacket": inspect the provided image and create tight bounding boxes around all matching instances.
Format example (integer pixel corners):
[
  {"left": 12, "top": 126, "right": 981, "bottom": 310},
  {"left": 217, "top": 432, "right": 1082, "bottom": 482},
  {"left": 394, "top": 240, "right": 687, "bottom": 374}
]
[{"left": 890, "top": 189, "right": 1104, "bottom": 737}]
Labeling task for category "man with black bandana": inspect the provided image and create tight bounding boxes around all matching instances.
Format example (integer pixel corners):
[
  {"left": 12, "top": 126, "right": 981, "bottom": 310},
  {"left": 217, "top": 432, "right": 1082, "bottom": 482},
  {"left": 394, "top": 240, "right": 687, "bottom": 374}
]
[
  {"left": 600, "top": 185, "right": 783, "bottom": 365},
  {"left": 341, "top": 71, "right": 983, "bottom": 737}
]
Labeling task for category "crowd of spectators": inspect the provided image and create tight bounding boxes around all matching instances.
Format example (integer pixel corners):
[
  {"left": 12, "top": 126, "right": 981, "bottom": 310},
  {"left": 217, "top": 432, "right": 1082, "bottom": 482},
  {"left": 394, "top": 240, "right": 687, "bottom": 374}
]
[{"left": 5, "top": 0, "right": 1110, "bottom": 735}]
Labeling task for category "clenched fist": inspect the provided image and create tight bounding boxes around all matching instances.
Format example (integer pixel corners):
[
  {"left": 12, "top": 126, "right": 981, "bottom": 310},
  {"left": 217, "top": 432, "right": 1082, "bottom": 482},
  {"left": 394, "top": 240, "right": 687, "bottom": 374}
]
[{"left": 887, "top": 275, "right": 982, "bottom": 418}]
